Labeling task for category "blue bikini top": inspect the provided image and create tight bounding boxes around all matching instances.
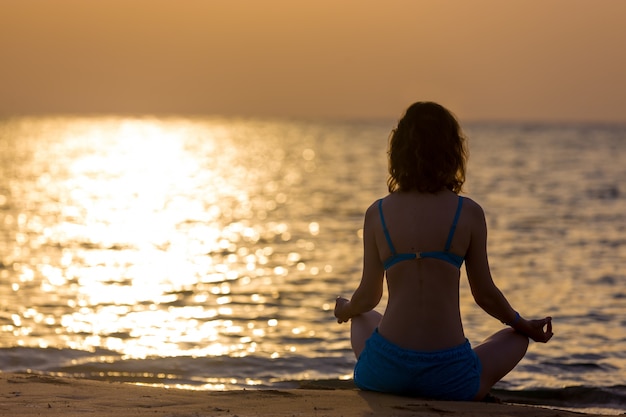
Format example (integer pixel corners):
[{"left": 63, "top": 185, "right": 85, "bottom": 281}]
[{"left": 378, "top": 196, "right": 465, "bottom": 270}]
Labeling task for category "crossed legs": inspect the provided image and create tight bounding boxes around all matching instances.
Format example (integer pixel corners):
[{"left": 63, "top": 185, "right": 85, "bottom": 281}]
[
  {"left": 350, "top": 310, "right": 382, "bottom": 358},
  {"left": 349, "top": 311, "right": 529, "bottom": 401},
  {"left": 472, "top": 328, "right": 529, "bottom": 400}
]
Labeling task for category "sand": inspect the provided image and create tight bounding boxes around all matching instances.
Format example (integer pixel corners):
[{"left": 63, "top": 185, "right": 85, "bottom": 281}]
[{"left": 0, "top": 372, "right": 610, "bottom": 416}]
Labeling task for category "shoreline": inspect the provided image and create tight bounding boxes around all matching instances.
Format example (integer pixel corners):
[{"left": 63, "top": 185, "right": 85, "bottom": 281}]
[{"left": 0, "top": 372, "right": 614, "bottom": 416}]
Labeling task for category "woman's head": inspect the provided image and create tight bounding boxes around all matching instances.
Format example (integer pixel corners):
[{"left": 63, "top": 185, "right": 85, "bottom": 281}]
[{"left": 387, "top": 101, "right": 468, "bottom": 194}]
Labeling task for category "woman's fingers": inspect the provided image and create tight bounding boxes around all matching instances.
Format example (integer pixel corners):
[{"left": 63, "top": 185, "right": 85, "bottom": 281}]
[
  {"left": 538, "top": 317, "right": 553, "bottom": 342},
  {"left": 542, "top": 317, "right": 552, "bottom": 333}
]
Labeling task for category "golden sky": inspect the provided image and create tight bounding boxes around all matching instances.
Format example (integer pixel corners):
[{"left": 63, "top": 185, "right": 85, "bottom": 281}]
[{"left": 1, "top": 0, "right": 625, "bottom": 122}]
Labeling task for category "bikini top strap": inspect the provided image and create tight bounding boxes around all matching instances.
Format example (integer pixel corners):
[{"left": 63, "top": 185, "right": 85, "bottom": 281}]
[
  {"left": 377, "top": 199, "right": 397, "bottom": 256},
  {"left": 444, "top": 196, "right": 464, "bottom": 252}
]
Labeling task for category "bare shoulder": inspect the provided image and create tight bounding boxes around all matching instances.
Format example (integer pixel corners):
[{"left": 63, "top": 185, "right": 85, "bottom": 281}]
[
  {"left": 460, "top": 196, "right": 486, "bottom": 223},
  {"left": 364, "top": 198, "right": 383, "bottom": 223},
  {"left": 460, "top": 196, "right": 482, "bottom": 211}
]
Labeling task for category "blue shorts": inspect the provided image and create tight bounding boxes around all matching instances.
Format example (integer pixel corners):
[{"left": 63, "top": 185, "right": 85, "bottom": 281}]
[{"left": 354, "top": 329, "right": 482, "bottom": 401}]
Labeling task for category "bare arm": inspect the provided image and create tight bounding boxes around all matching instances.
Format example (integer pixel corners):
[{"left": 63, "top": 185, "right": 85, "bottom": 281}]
[
  {"left": 335, "top": 203, "right": 385, "bottom": 323},
  {"left": 465, "top": 200, "right": 553, "bottom": 343}
]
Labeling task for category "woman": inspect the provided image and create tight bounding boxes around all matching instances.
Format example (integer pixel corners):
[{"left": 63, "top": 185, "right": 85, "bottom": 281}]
[{"left": 334, "top": 101, "right": 553, "bottom": 401}]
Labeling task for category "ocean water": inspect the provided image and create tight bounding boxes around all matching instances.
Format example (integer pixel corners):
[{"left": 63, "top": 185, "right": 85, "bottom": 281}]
[{"left": 0, "top": 116, "right": 624, "bottom": 414}]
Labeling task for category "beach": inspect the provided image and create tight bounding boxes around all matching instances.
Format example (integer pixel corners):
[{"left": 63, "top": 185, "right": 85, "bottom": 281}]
[
  {"left": 1, "top": 372, "right": 613, "bottom": 417},
  {"left": 1, "top": 118, "right": 625, "bottom": 415}
]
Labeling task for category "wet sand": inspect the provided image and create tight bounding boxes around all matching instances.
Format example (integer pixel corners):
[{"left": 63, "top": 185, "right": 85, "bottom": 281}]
[{"left": 0, "top": 372, "right": 610, "bottom": 416}]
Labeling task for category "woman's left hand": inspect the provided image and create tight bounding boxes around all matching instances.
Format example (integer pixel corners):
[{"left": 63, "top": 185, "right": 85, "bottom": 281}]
[{"left": 334, "top": 297, "right": 350, "bottom": 323}]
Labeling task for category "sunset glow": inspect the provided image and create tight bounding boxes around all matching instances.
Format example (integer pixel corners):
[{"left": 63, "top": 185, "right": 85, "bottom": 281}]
[{"left": 1, "top": 0, "right": 625, "bottom": 122}]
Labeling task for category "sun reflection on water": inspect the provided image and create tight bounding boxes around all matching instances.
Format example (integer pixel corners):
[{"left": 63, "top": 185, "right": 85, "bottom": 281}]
[
  {"left": 2, "top": 119, "right": 626, "bottom": 396},
  {"left": 1, "top": 116, "right": 348, "bottom": 366}
]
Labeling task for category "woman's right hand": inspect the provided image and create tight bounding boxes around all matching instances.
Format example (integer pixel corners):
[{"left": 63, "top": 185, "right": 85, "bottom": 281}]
[{"left": 514, "top": 317, "right": 553, "bottom": 343}]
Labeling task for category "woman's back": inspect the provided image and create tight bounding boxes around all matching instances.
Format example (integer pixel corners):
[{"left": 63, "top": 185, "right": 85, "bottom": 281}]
[
  {"left": 334, "top": 101, "right": 552, "bottom": 402},
  {"left": 374, "top": 190, "right": 473, "bottom": 351}
]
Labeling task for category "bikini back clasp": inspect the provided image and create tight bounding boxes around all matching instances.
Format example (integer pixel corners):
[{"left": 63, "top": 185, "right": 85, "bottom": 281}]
[{"left": 379, "top": 196, "right": 465, "bottom": 270}]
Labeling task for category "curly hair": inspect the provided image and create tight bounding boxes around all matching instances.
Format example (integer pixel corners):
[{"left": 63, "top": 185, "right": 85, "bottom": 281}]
[{"left": 387, "top": 102, "right": 468, "bottom": 194}]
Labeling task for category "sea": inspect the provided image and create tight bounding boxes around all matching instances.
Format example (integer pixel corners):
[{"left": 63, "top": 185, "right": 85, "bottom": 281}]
[{"left": 0, "top": 116, "right": 624, "bottom": 415}]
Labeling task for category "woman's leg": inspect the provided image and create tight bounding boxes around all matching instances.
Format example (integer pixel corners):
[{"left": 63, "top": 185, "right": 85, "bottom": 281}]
[
  {"left": 350, "top": 310, "right": 382, "bottom": 358},
  {"left": 473, "top": 328, "right": 529, "bottom": 400}
]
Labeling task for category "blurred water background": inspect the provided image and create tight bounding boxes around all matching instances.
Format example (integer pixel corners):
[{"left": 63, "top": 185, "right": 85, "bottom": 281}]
[{"left": 0, "top": 116, "right": 624, "bottom": 414}]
